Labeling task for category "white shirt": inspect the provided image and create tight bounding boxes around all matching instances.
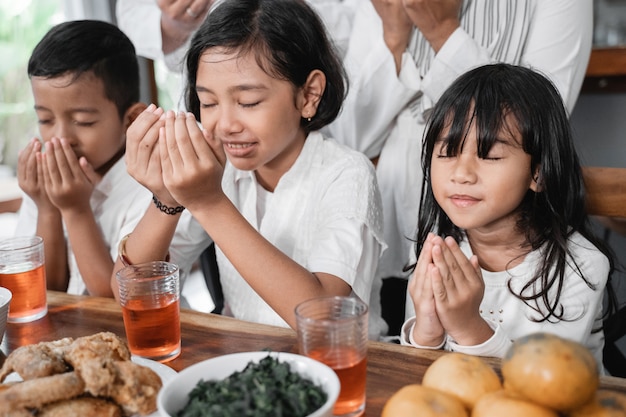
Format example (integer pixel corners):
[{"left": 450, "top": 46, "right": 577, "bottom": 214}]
[
  {"left": 401, "top": 232, "right": 608, "bottom": 370},
  {"left": 324, "top": 0, "right": 594, "bottom": 285},
  {"left": 15, "top": 158, "right": 152, "bottom": 295},
  {"left": 217, "top": 132, "right": 385, "bottom": 328}
]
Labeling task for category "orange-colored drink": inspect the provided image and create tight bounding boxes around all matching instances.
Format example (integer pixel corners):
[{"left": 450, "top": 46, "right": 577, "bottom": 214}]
[
  {"left": 121, "top": 294, "right": 181, "bottom": 362},
  {"left": 0, "top": 263, "right": 47, "bottom": 323},
  {"left": 308, "top": 346, "right": 367, "bottom": 416}
]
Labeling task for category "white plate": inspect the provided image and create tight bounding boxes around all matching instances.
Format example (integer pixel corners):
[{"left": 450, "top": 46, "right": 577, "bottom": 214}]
[{"left": 4, "top": 355, "right": 177, "bottom": 417}]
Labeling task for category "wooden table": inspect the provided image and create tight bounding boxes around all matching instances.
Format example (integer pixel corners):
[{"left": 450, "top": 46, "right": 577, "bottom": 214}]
[{"left": 2, "top": 292, "right": 626, "bottom": 415}]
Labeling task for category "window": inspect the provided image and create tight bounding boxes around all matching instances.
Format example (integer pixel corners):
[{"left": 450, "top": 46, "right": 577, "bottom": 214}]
[{"left": 0, "top": 0, "right": 64, "bottom": 174}]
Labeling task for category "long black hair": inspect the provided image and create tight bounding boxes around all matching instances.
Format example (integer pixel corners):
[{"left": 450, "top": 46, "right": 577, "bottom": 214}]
[
  {"left": 414, "top": 63, "right": 615, "bottom": 322},
  {"left": 185, "top": 0, "right": 347, "bottom": 133}
]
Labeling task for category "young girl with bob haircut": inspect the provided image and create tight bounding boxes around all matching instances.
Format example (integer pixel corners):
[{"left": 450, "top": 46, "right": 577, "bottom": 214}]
[
  {"left": 401, "top": 63, "right": 614, "bottom": 369},
  {"left": 112, "top": 0, "right": 385, "bottom": 329}
]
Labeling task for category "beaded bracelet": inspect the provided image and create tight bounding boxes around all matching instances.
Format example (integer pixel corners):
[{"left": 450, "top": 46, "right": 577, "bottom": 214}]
[{"left": 152, "top": 194, "right": 185, "bottom": 215}]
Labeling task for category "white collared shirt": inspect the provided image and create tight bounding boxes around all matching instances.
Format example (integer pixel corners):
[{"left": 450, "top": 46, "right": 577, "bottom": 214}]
[{"left": 217, "top": 132, "right": 385, "bottom": 327}]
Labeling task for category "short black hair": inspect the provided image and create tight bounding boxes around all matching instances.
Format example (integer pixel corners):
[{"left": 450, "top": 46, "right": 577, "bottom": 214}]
[
  {"left": 28, "top": 19, "right": 139, "bottom": 118},
  {"left": 185, "top": 0, "right": 347, "bottom": 133}
]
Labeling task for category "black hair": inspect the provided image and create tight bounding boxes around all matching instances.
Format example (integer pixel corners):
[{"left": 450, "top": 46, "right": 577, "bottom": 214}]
[
  {"left": 27, "top": 20, "right": 140, "bottom": 119},
  {"left": 414, "top": 63, "right": 615, "bottom": 322},
  {"left": 184, "top": 0, "right": 347, "bottom": 133}
]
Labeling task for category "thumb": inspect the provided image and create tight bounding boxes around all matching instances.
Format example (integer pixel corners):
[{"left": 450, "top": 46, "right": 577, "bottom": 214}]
[{"left": 79, "top": 157, "right": 102, "bottom": 186}]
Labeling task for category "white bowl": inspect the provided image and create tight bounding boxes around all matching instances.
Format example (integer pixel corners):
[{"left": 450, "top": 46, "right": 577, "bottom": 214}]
[
  {"left": 158, "top": 351, "right": 340, "bottom": 417},
  {"left": 0, "top": 287, "right": 11, "bottom": 341}
]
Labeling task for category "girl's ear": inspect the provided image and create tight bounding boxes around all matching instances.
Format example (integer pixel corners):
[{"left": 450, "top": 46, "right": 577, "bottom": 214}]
[
  {"left": 530, "top": 167, "right": 541, "bottom": 192},
  {"left": 299, "top": 70, "right": 326, "bottom": 120},
  {"left": 123, "top": 102, "right": 148, "bottom": 129}
]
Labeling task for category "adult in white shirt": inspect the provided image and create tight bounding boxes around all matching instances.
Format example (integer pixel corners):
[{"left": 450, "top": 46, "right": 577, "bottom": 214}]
[
  {"left": 324, "top": 0, "right": 593, "bottom": 337},
  {"left": 116, "top": 0, "right": 362, "bottom": 105}
]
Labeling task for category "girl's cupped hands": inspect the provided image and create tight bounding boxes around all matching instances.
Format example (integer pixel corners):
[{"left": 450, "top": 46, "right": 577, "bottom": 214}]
[
  {"left": 159, "top": 110, "right": 226, "bottom": 211},
  {"left": 125, "top": 104, "right": 172, "bottom": 202}
]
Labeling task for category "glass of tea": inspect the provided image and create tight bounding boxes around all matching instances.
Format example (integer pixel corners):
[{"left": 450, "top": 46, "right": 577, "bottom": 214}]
[
  {"left": 116, "top": 261, "right": 181, "bottom": 362},
  {"left": 0, "top": 236, "right": 47, "bottom": 323},
  {"left": 295, "top": 296, "right": 368, "bottom": 417}
]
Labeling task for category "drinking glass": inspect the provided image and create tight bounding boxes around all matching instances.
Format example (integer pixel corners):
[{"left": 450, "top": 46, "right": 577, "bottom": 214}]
[
  {"left": 116, "top": 261, "right": 181, "bottom": 362},
  {"left": 0, "top": 236, "right": 47, "bottom": 323},
  {"left": 295, "top": 296, "right": 368, "bottom": 417},
  {"left": 0, "top": 287, "right": 12, "bottom": 341}
]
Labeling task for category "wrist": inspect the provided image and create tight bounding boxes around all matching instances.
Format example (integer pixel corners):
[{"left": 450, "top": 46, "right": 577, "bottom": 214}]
[
  {"left": 152, "top": 194, "right": 185, "bottom": 216},
  {"left": 448, "top": 319, "right": 494, "bottom": 346}
]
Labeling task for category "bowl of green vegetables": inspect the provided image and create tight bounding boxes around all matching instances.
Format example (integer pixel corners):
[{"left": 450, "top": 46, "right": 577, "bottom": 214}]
[{"left": 158, "top": 351, "right": 341, "bottom": 417}]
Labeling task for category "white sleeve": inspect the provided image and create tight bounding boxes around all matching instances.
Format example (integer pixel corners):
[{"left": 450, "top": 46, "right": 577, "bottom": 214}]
[
  {"left": 323, "top": 1, "right": 420, "bottom": 158},
  {"left": 115, "top": 0, "right": 165, "bottom": 62},
  {"left": 519, "top": 0, "right": 593, "bottom": 114},
  {"left": 306, "top": 0, "right": 362, "bottom": 58},
  {"left": 422, "top": 0, "right": 592, "bottom": 114}
]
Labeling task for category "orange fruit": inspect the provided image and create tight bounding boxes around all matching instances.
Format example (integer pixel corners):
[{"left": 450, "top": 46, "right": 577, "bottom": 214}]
[
  {"left": 472, "top": 390, "right": 560, "bottom": 417},
  {"left": 569, "top": 390, "right": 626, "bottom": 417},
  {"left": 422, "top": 352, "right": 501, "bottom": 410},
  {"left": 382, "top": 384, "right": 468, "bottom": 417},
  {"left": 501, "top": 332, "right": 599, "bottom": 412}
]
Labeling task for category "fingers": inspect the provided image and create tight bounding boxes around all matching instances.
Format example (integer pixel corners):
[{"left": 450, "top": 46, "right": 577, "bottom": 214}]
[
  {"left": 185, "top": 112, "right": 222, "bottom": 164},
  {"left": 17, "top": 138, "right": 40, "bottom": 185},
  {"left": 79, "top": 157, "right": 100, "bottom": 186},
  {"left": 44, "top": 138, "right": 81, "bottom": 186},
  {"left": 163, "top": 111, "right": 183, "bottom": 169},
  {"left": 126, "top": 104, "right": 164, "bottom": 167}
]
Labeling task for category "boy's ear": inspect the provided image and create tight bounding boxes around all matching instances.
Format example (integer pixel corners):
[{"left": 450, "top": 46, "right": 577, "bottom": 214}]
[
  {"left": 123, "top": 102, "right": 148, "bottom": 129},
  {"left": 299, "top": 70, "right": 325, "bottom": 120}
]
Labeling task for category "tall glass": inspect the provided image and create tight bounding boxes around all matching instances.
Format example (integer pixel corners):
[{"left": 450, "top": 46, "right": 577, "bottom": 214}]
[
  {"left": 116, "top": 261, "right": 181, "bottom": 362},
  {"left": 0, "top": 236, "right": 47, "bottom": 323},
  {"left": 295, "top": 296, "right": 368, "bottom": 417}
]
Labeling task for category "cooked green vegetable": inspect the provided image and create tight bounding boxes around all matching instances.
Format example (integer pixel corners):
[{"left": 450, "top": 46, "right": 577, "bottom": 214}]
[{"left": 176, "top": 355, "right": 328, "bottom": 417}]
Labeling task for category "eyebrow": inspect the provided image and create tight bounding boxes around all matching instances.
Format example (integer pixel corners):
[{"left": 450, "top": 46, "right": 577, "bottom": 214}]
[
  {"left": 34, "top": 105, "right": 100, "bottom": 114},
  {"left": 195, "top": 84, "right": 269, "bottom": 94}
]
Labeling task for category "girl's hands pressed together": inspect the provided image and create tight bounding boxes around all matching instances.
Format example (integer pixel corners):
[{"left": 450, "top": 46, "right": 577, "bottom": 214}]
[
  {"left": 409, "top": 232, "right": 445, "bottom": 346},
  {"left": 429, "top": 235, "right": 493, "bottom": 345},
  {"left": 159, "top": 110, "right": 226, "bottom": 212}
]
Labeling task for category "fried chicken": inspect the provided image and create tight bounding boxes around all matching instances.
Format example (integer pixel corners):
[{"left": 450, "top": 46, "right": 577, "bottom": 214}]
[
  {"left": 63, "top": 332, "right": 131, "bottom": 397},
  {"left": 0, "top": 332, "right": 161, "bottom": 416},
  {"left": 108, "top": 360, "right": 162, "bottom": 416},
  {"left": 38, "top": 396, "right": 123, "bottom": 417},
  {"left": 0, "top": 371, "right": 85, "bottom": 413},
  {"left": 0, "top": 337, "right": 73, "bottom": 382}
]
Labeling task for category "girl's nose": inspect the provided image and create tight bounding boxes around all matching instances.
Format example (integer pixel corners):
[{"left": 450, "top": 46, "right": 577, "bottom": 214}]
[
  {"left": 215, "top": 106, "right": 244, "bottom": 136},
  {"left": 451, "top": 154, "right": 478, "bottom": 184}
]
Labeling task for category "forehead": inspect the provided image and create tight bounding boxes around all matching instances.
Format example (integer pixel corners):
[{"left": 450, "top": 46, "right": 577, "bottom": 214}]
[
  {"left": 440, "top": 107, "right": 522, "bottom": 146},
  {"left": 30, "top": 71, "right": 111, "bottom": 109}
]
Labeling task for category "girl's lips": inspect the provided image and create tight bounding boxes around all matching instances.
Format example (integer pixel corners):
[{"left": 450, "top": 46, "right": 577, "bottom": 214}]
[
  {"left": 223, "top": 141, "right": 256, "bottom": 158},
  {"left": 449, "top": 194, "right": 480, "bottom": 208}
]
